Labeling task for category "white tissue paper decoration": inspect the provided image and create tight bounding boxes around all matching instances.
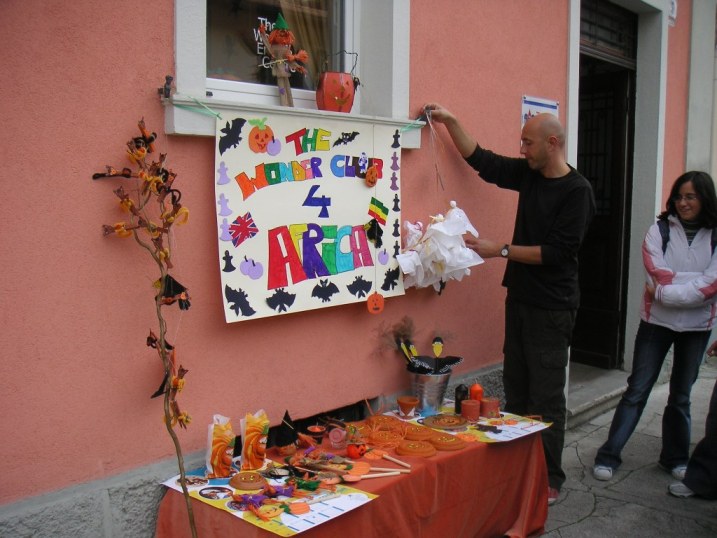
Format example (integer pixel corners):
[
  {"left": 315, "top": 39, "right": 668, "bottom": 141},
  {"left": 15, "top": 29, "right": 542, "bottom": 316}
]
[{"left": 396, "top": 201, "right": 484, "bottom": 291}]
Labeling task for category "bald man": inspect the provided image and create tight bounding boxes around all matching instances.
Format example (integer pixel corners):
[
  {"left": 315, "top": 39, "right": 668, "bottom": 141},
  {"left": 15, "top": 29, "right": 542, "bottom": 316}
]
[{"left": 426, "top": 105, "right": 596, "bottom": 505}]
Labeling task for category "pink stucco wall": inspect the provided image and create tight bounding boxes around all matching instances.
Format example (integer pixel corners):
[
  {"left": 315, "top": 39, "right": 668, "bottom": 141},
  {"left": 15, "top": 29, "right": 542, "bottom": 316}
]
[
  {"left": 663, "top": 0, "right": 692, "bottom": 204},
  {"left": 3, "top": 0, "right": 695, "bottom": 508}
]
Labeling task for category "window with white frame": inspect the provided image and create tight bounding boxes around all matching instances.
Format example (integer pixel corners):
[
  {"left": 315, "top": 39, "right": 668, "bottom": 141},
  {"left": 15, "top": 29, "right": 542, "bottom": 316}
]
[{"left": 169, "top": 0, "right": 413, "bottom": 143}]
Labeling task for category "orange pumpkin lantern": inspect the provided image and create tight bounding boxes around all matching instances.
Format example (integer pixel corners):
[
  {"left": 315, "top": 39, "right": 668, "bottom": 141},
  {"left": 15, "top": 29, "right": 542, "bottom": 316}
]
[
  {"left": 247, "top": 117, "right": 274, "bottom": 153},
  {"left": 366, "top": 291, "right": 384, "bottom": 314},
  {"left": 316, "top": 72, "right": 356, "bottom": 113}
]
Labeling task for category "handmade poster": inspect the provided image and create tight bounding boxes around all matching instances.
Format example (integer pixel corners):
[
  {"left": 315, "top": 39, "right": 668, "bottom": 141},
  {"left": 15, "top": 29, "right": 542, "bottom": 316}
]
[
  {"left": 215, "top": 112, "right": 404, "bottom": 322},
  {"left": 162, "top": 468, "right": 376, "bottom": 536}
]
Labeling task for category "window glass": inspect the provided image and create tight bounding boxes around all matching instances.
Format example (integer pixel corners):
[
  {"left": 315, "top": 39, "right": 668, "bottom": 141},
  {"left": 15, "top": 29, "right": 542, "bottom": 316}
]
[{"left": 207, "top": 0, "right": 344, "bottom": 92}]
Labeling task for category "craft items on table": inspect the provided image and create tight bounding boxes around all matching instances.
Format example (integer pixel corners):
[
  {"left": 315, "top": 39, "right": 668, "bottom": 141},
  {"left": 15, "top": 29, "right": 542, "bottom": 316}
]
[
  {"left": 396, "top": 395, "right": 419, "bottom": 417},
  {"left": 480, "top": 397, "right": 501, "bottom": 419},
  {"left": 230, "top": 472, "right": 268, "bottom": 491},
  {"left": 162, "top": 462, "right": 376, "bottom": 537},
  {"left": 420, "top": 414, "right": 468, "bottom": 431},
  {"left": 305, "top": 424, "right": 326, "bottom": 444},
  {"left": 328, "top": 427, "right": 347, "bottom": 449},
  {"left": 241, "top": 410, "right": 270, "bottom": 471},
  {"left": 460, "top": 399, "right": 481, "bottom": 421},
  {"left": 429, "top": 433, "right": 467, "bottom": 451},
  {"left": 274, "top": 411, "right": 299, "bottom": 456},
  {"left": 410, "top": 370, "right": 452, "bottom": 416},
  {"left": 258, "top": 13, "right": 308, "bottom": 107},
  {"left": 395, "top": 440, "right": 437, "bottom": 458},
  {"left": 396, "top": 201, "right": 484, "bottom": 293},
  {"left": 470, "top": 382, "right": 484, "bottom": 402},
  {"left": 403, "top": 423, "right": 436, "bottom": 442},
  {"left": 454, "top": 384, "right": 469, "bottom": 414},
  {"left": 207, "top": 415, "right": 236, "bottom": 479}
]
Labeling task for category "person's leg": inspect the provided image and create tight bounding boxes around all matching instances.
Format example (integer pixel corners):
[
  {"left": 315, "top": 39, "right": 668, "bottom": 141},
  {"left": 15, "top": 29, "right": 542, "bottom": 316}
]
[
  {"left": 520, "top": 304, "right": 576, "bottom": 492},
  {"left": 594, "top": 321, "right": 673, "bottom": 469},
  {"left": 660, "top": 330, "right": 710, "bottom": 468},
  {"left": 503, "top": 298, "right": 529, "bottom": 416},
  {"left": 683, "top": 377, "right": 717, "bottom": 498}
]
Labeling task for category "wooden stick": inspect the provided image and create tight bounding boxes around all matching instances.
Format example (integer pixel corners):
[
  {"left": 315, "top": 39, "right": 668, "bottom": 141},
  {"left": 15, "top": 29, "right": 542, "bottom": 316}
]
[
  {"left": 359, "top": 471, "right": 401, "bottom": 479},
  {"left": 306, "top": 492, "right": 342, "bottom": 505},
  {"left": 383, "top": 453, "right": 411, "bottom": 468},
  {"left": 369, "top": 465, "right": 410, "bottom": 473}
]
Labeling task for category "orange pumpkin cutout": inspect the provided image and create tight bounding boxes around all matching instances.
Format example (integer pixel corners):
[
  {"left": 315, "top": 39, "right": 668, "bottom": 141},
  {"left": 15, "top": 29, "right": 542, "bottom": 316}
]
[
  {"left": 247, "top": 118, "right": 274, "bottom": 153},
  {"left": 366, "top": 292, "right": 384, "bottom": 314},
  {"left": 365, "top": 165, "right": 378, "bottom": 187},
  {"left": 316, "top": 72, "right": 356, "bottom": 113}
]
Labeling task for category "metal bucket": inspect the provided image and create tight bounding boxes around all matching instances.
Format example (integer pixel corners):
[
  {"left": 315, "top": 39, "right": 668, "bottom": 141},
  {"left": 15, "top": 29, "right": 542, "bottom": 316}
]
[{"left": 410, "top": 371, "right": 451, "bottom": 416}]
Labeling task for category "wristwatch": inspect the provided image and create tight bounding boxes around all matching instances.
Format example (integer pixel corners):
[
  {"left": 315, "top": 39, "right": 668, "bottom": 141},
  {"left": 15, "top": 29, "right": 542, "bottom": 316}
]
[{"left": 500, "top": 244, "right": 510, "bottom": 258}]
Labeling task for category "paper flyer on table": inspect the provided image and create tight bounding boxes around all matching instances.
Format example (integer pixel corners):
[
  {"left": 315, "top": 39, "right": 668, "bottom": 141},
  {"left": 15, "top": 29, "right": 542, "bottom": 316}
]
[
  {"left": 391, "top": 405, "right": 550, "bottom": 443},
  {"left": 162, "top": 467, "right": 376, "bottom": 536}
]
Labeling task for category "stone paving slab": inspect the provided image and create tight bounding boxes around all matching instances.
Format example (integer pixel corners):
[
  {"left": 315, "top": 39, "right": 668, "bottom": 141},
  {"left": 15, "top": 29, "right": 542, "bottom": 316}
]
[{"left": 545, "top": 359, "right": 717, "bottom": 537}]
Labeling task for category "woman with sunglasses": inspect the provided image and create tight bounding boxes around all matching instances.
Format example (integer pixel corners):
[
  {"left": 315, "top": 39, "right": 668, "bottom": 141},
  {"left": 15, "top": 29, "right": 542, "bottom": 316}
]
[{"left": 593, "top": 171, "right": 717, "bottom": 482}]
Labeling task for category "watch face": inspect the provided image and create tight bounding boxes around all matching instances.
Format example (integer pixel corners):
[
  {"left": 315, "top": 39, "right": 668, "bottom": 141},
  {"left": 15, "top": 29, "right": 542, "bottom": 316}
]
[{"left": 501, "top": 247, "right": 509, "bottom": 257}]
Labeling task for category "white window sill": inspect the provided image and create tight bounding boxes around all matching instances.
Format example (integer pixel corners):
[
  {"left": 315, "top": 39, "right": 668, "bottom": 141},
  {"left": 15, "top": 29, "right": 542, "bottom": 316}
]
[{"left": 163, "top": 93, "right": 423, "bottom": 149}]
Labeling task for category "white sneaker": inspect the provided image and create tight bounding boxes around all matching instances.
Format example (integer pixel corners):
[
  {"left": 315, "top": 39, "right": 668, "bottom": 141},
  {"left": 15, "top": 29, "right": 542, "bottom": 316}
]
[
  {"left": 671, "top": 465, "right": 687, "bottom": 480},
  {"left": 660, "top": 463, "right": 687, "bottom": 480},
  {"left": 593, "top": 465, "right": 613, "bottom": 481},
  {"left": 668, "top": 482, "right": 694, "bottom": 498}
]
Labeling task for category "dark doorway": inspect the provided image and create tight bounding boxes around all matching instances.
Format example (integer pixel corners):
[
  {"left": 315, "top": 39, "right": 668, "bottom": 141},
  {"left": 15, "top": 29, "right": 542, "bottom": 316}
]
[
  {"left": 572, "top": 56, "right": 635, "bottom": 369},
  {"left": 571, "top": 0, "right": 637, "bottom": 370}
]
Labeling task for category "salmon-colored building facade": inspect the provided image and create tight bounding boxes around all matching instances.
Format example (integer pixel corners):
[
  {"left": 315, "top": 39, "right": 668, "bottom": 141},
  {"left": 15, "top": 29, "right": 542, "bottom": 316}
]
[{"left": 1, "top": 1, "right": 714, "bottom": 535}]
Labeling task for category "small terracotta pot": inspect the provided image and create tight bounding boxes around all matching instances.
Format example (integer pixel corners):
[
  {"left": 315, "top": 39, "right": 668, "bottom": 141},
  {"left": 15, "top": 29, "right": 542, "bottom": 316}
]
[{"left": 397, "top": 395, "right": 419, "bottom": 417}]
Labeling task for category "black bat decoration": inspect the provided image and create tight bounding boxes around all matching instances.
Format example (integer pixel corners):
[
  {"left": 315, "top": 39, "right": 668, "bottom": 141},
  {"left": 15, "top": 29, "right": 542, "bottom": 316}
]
[
  {"left": 158, "top": 275, "right": 191, "bottom": 310},
  {"left": 311, "top": 279, "right": 340, "bottom": 302},
  {"left": 266, "top": 288, "right": 296, "bottom": 312},
  {"left": 218, "top": 118, "right": 247, "bottom": 155},
  {"left": 347, "top": 276, "right": 373, "bottom": 298},
  {"left": 332, "top": 131, "right": 360, "bottom": 147},
  {"left": 381, "top": 266, "right": 400, "bottom": 291},
  {"left": 225, "top": 284, "right": 256, "bottom": 317}
]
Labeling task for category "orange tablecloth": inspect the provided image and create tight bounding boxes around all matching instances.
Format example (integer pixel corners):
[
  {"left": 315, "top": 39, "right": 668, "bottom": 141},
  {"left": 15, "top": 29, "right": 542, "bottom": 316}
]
[{"left": 156, "top": 433, "right": 548, "bottom": 538}]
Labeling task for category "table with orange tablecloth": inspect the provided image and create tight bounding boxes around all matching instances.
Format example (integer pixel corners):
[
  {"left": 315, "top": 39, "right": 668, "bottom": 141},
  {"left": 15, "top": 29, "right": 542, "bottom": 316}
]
[{"left": 156, "top": 432, "right": 548, "bottom": 538}]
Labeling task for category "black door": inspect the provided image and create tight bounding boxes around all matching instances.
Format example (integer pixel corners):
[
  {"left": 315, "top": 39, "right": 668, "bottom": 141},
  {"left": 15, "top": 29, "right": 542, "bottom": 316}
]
[{"left": 571, "top": 58, "right": 634, "bottom": 369}]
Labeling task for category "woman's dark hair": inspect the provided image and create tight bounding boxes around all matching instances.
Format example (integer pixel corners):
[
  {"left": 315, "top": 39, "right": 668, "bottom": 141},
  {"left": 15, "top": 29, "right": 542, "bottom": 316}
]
[{"left": 658, "top": 171, "right": 717, "bottom": 228}]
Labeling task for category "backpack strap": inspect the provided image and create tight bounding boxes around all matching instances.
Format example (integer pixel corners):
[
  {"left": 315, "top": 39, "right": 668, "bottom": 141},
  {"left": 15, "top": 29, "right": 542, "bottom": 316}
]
[
  {"left": 657, "top": 219, "right": 670, "bottom": 254},
  {"left": 658, "top": 220, "right": 717, "bottom": 254}
]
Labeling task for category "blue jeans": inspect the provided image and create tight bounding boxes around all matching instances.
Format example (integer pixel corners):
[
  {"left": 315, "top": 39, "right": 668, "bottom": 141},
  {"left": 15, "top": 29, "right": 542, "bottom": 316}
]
[{"left": 595, "top": 321, "right": 709, "bottom": 470}]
